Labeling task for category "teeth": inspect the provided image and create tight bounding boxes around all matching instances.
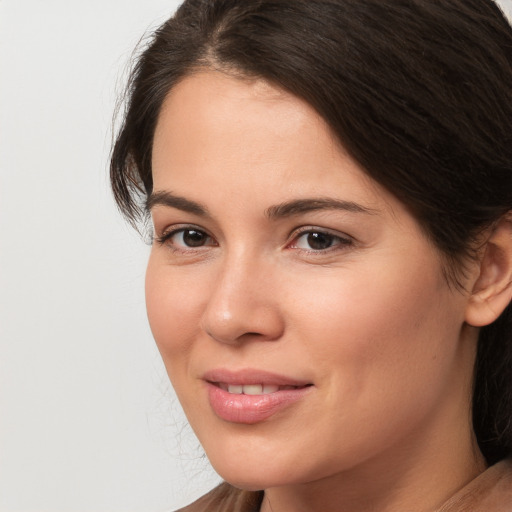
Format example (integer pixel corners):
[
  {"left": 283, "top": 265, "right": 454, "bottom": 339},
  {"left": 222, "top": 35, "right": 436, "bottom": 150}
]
[
  {"left": 243, "top": 384, "right": 263, "bottom": 395},
  {"left": 223, "top": 384, "right": 292, "bottom": 395}
]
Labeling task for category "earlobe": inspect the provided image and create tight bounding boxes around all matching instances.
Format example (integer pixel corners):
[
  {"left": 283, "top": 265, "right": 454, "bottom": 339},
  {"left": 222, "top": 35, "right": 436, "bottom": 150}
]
[{"left": 465, "top": 213, "right": 512, "bottom": 327}]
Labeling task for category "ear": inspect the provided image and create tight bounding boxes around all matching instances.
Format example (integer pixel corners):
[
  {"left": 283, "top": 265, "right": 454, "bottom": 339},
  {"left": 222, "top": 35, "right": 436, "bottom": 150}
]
[{"left": 465, "top": 213, "right": 512, "bottom": 327}]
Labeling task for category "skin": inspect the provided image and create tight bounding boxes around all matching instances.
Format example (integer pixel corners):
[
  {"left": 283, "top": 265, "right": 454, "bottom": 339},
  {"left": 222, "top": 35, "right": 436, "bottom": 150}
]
[{"left": 146, "top": 71, "right": 487, "bottom": 512}]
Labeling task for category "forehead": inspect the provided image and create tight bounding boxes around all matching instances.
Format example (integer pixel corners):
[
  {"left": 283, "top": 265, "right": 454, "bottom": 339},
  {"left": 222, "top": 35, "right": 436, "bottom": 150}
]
[
  {"left": 151, "top": 70, "right": 392, "bottom": 216},
  {"left": 153, "top": 71, "right": 330, "bottom": 168}
]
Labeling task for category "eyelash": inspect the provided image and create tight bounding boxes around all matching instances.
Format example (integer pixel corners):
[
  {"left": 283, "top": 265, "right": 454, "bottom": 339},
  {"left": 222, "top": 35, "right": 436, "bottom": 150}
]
[
  {"left": 155, "top": 225, "right": 216, "bottom": 252},
  {"left": 289, "top": 227, "right": 354, "bottom": 253},
  {"left": 154, "top": 225, "right": 354, "bottom": 254}
]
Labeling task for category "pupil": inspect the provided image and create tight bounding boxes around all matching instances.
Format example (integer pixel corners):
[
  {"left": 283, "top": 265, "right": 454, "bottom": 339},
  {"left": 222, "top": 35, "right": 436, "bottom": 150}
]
[
  {"left": 307, "top": 232, "right": 333, "bottom": 250},
  {"left": 183, "top": 230, "right": 206, "bottom": 247}
]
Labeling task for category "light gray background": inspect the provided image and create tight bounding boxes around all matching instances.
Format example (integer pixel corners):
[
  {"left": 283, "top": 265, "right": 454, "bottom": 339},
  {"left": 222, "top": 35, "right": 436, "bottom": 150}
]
[{"left": 1, "top": 1, "right": 511, "bottom": 511}]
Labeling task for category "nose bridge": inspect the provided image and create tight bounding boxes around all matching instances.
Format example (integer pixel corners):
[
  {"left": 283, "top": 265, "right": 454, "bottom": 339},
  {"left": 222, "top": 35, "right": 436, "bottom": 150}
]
[{"left": 200, "top": 245, "right": 283, "bottom": 344}]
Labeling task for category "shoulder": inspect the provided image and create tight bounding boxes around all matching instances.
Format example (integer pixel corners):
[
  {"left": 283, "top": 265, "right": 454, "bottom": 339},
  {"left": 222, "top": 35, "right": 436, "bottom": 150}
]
[
  {"left": 436, "top": 458, "right": 512, "bottom": 512},
  {"left": 176, "top": 482, "right": 263, "bottom": 512}
]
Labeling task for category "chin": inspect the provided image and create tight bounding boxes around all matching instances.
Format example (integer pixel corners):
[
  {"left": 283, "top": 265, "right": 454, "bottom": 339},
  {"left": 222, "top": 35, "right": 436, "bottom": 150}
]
[
  {"left": 204, "top": 444, "right": 281, "bottom": 489},
  {"left": 203, "top": 439, "right": 319, "bottom": 491},
  {"left": 212, "top": 464, "right": 292, "bottom": 491}
]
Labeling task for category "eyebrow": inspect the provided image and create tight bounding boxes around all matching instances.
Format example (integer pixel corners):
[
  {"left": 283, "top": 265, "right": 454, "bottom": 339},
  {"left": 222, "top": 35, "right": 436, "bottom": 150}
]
[
  {"left": 265, "top": 198, "right": 378, "bottom": 218},
  {"left": 147, "top": 191, "right": 377, "bottom": 218},
  {"left": 146, "top": 191, "right": 209, "bottom": 216}
]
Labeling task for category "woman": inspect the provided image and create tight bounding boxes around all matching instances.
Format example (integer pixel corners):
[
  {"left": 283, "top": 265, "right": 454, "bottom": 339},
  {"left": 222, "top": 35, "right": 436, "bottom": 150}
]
[{"left": 111, "top": 0, "right": 512, "bottom": 510}]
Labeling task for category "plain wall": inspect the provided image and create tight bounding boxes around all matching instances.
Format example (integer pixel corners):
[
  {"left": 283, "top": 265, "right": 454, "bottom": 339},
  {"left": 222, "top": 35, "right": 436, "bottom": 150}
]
[{"left": 1, "top": 1, "right": 511, "bottom": 511}]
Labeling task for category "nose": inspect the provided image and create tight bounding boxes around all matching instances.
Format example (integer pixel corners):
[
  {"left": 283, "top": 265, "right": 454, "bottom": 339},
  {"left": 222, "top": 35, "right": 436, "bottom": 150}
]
[{"left": 200, "top": 253, "right": 285, "bottom": 345}]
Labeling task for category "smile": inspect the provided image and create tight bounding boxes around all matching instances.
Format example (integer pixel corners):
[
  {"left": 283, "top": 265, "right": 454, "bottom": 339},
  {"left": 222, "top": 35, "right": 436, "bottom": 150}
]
[
  {"left": 204, "top": 371, "right": 314, "bottom": 424},
  {"left": 216, "top": 383, "right": 302, "bottom": 395}
]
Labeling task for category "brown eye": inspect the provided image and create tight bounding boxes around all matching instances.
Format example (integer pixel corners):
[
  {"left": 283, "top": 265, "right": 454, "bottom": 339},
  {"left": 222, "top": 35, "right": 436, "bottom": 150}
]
[
  {"left": 305, "top": 232, "right": 335, "bottom": 250},
  {"left": 180, "top": 229, "right": 209, "bottom": 247},
  {"left": 157, "top": 227, "right": 216, "bottom": 249},
  {"left": 291, "top": 229, "right": 353, "bottom": 252}
]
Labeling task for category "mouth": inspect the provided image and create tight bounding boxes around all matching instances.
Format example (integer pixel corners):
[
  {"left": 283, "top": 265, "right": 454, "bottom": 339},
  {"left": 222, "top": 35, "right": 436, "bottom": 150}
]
[
  {"left": 203, "top": 369, "right": 314, "bottom": 424},
  {"left": 211, "top": 382, "right": 310, "bottom": 395}
]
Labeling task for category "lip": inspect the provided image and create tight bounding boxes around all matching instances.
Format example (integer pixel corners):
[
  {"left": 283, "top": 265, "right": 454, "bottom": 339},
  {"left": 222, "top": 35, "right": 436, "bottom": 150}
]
[
  {"left": 202, "top": 368, "right": 312, "bottom": 387},
  {"left": 203, "top": 368, "right": 314, "bottom": 424}
]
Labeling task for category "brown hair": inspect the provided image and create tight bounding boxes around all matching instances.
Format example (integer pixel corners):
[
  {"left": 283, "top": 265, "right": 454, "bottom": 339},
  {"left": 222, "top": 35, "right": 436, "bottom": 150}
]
[{"left": 111, "top": 0, "right": 512, "bottom": 470}]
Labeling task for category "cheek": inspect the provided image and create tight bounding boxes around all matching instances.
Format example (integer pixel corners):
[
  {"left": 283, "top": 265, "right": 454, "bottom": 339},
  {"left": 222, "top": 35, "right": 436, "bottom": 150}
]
[
  {"left": 273, "top": 261, "right": 467, "bottom": 471},
  {"left": 290, "top": 257, "right": 463, "bottom": 400},
  {"left": 145, "top": 258, "right": 208, "bottom": 377}
]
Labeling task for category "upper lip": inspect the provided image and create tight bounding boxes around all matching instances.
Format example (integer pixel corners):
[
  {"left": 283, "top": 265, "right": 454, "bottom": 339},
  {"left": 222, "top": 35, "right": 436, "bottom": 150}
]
[{"left": 202, "top": 368, "right": 313, "bottom": 387}]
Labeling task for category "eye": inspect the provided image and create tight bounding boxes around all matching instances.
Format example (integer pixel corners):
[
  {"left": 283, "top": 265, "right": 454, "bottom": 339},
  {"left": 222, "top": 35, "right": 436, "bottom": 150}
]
[
  {"left": 291, "top": 229, "right": 352, "bottom": 251},
  {"left": 156, "top": 227, "right": 216, "bottom": 249}
]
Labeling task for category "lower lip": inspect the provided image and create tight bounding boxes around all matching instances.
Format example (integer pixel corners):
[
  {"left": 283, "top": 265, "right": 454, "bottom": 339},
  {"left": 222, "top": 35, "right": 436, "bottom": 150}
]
[{"left": 206, "top": 383, "right": 312, "bottom": 424}]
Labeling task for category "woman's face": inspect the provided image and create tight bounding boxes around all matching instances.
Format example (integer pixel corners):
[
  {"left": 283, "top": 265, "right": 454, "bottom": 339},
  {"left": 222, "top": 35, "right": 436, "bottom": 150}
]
[{"left": 147, "top": 71, "right": 477, "bottom": 489}]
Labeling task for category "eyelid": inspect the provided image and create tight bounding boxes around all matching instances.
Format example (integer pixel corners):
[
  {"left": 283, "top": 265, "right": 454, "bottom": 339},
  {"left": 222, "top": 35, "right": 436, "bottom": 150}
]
[
  {"left": 154, "top": 223, "right": 353, "bottom": 254},
  {"left": 287, "top": 226, "right": 354, "bottom": 251},
  {"left": 155, "top": 224, "right": 217, "bottom": 247}
]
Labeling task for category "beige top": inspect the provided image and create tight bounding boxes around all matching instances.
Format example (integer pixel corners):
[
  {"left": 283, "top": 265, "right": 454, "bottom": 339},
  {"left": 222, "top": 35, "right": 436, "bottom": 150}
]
[
  {"left": 178, "top": 459, "right": 512, "bottom": 512},
  {"left": 435, "top": 458, "right": 512, "bottom": 512}
]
